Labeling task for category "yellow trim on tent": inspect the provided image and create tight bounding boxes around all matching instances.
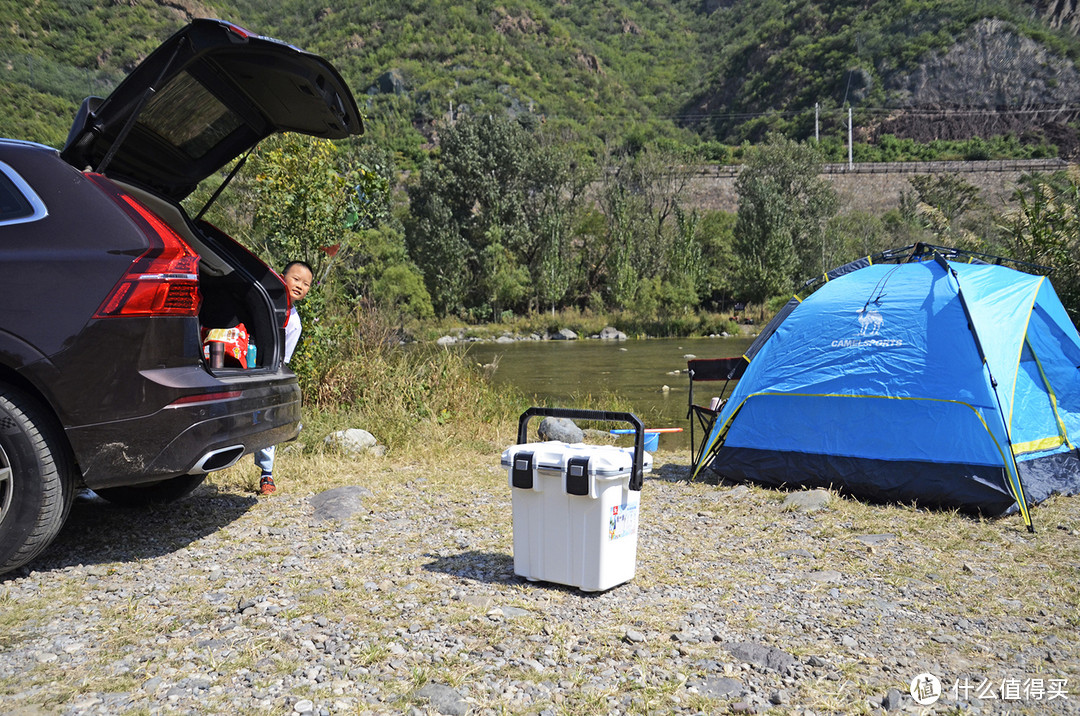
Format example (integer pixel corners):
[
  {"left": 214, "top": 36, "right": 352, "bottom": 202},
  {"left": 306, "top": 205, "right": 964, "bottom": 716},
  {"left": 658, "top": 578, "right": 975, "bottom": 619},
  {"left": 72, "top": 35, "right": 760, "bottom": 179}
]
[
  {"left": 1006, "top": 278, "right": 1044, "bottom": 432},
  {"left": 1013, "top": 436, "right": 1065, "bottom": 455},
  {"left": 1033, "top": 341, "right": 1073, "bottom": 451},
  {"left": 1005, "top": 327, "right": 1073, "bottom": 458}
]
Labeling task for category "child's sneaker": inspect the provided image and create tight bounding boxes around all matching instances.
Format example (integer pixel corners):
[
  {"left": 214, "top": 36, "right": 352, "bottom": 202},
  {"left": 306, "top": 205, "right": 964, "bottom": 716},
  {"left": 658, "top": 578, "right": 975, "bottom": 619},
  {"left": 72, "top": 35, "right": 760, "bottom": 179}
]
[{"left": 259, "top": 473, "right": 276, "bottom": 495}]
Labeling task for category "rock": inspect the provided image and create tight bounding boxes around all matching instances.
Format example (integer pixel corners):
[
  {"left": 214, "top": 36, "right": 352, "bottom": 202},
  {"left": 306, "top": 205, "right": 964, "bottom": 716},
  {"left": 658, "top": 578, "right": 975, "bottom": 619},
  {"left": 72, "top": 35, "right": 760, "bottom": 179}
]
[
  {"left": 725, "top": 642, "right": 799, "bottom": 673},
  {"left": 415, "top": 683, "right": 469, "bottom": 716},
  {"left": 884, "top": 19, "right": 1080, "bottom": 109},
  {"left": 690, "top": 676, "right": 744, "bottom": 698},
  {"left": 599, "top": 326, "right": 627, "bottom": 340},
  {"left": 537, "top": 417, "right": 584, "bottom": 443},
  {"left": 782, "top": 489, "right": 831, "bottom": 512},
  {"left": 855, "top": 533, "right": 895, "bottom": 546},
  {"left": 781, "top": 549, "right": 815, "bottom": 559},
  {"left": 436, "top": 335, "right": 457, "bottom": 345},
  {"left": 806, "top": 570, "right": 843, "bottom": 583},
  {"left": 582, "top": 428, "right": 617, "bottom": 444},
  {"left": 309, "top": 485, "right": 373, "bottom": 523},
  {"left": 324, "top": 428, "right": 378, "bottom": 456},
  {"left": 367, "top": 68, "right": 409, "bottom": 95},
  {"left": 882, "top": 688, "right": 903, "bottom": 710},
  {"left": 550, "top": 328, "right": 578, "bottom": 340}
]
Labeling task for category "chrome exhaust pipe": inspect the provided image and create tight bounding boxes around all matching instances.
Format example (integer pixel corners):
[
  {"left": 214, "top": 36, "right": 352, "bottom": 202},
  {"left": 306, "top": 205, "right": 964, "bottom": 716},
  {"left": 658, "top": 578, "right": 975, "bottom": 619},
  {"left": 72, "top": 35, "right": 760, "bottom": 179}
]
[{"left": 190, "top": 445, "right": 245, "bottom": 474}]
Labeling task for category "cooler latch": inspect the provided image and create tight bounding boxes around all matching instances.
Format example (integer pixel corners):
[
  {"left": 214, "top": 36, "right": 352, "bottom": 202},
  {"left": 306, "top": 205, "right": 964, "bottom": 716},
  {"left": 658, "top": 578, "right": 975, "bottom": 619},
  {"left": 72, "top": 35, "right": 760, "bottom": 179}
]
[
  {"left": 566, "top": 456, "right": 590, "bottom": 496},
  {"left": 511, "top": 451, "right": 534, "bottom": 489}
]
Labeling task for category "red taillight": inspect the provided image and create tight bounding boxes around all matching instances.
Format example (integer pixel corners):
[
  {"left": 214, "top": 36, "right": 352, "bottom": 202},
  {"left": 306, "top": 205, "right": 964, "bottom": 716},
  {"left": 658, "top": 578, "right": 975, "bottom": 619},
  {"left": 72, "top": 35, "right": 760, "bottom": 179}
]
[{"left": 88, "top": 175, "right": 202, "bottom": 318}]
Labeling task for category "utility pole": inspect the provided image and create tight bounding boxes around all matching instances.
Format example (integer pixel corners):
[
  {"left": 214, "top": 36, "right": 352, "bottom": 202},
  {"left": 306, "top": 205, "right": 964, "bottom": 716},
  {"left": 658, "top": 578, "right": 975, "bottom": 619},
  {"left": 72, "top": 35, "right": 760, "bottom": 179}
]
[
  {"left": 815, "top": 103, "right": 819, "bottom": 143},
  {"left": 847, "top": 107, "right": 853, "bottom": 170}
]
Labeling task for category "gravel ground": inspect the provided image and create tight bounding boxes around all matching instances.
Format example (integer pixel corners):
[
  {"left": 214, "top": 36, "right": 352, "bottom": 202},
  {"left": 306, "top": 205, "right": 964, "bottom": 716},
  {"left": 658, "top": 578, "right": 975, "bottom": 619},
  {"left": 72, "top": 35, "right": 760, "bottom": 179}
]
[{"left": 1, "top": 451, "right": 1078, "bottom": 716}]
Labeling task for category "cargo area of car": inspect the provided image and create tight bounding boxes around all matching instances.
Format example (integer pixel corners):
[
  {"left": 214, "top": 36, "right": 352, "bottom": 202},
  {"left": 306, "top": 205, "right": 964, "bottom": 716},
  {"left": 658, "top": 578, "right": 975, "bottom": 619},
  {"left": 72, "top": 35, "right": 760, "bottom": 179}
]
[{"left": 118, "top": 181, "right": 280, "bottom": 372}]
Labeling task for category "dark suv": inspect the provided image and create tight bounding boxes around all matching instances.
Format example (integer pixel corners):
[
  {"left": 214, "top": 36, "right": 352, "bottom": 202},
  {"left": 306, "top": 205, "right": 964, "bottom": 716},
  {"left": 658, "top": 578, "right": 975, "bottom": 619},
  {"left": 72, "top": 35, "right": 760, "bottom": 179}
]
[{"left": 0, "top": 19, "right": 362, "bottom": 574}]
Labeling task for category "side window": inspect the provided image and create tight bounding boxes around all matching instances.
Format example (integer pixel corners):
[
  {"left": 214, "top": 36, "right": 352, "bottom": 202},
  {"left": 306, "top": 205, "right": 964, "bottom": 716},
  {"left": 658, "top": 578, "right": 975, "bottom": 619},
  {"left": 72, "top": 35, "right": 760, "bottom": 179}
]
[{"left": 0, "top": 160, "right": 47, "bottom": 226}]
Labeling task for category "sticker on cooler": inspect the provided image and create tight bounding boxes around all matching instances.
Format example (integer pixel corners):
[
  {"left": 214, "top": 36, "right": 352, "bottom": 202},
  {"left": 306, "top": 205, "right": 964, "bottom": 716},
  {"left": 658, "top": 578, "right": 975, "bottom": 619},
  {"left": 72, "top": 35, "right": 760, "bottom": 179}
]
[{"left": 609, "top": 502, "right": 638, "bottom": 540}]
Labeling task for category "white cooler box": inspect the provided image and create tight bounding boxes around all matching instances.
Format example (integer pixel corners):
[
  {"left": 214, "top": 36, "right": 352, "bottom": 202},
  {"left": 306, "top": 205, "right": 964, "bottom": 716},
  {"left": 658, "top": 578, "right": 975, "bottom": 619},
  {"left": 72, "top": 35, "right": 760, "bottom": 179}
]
[{"left": 502, "top": 441, "right": 652, "bottom": 592}]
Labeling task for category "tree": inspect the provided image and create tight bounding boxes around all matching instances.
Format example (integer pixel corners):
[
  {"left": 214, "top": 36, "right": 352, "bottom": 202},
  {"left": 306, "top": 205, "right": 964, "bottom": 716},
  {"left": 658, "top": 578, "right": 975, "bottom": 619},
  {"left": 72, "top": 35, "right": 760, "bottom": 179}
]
[
  {"left": 405, "top": 113, "right": 584, "bottom": 317},
  {"left": 908, "top": 173, "right": 998, "bottom": 252},
  {"left": 732, "top": 134, "right": 838, "bottom": 303},
  {"left": 696, "top": 210, "right": 737, "bottom": 311},
  {"left": 591, "top": 146, "right": 700, "bottom": 312},
  {"left": 596, "top": 171, "right": 647, "bottom": 310},
  {"left": 246, "top": 134, "right": 370, "bottom": 281},
  {"left": 479, "top": 233, "right": 530, "bottom": 318},
  {"left": 1001, "top": 169, "right": 1080, "bottom": 320}
]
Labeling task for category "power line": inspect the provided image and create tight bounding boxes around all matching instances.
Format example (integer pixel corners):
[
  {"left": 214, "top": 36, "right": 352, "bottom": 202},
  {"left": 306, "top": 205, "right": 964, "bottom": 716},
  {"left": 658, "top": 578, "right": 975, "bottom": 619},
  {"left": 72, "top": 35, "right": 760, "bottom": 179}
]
[{"left": 662, "top": 104, "right": 1080, "bottom": 123}]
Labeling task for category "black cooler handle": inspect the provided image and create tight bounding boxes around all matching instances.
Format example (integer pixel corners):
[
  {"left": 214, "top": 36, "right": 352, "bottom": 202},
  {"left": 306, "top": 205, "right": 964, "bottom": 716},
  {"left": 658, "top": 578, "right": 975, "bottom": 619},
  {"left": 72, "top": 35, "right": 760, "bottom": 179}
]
[{"left": 516, "top": 407, "right": 646, "bottom": 491}]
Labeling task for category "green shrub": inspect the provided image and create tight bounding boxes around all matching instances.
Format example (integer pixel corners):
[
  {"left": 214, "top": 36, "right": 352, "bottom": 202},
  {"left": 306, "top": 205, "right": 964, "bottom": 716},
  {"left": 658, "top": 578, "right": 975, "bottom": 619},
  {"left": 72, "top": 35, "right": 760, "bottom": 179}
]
[{"left": 291, "top": 303, "right": 524, "bottom": 449}]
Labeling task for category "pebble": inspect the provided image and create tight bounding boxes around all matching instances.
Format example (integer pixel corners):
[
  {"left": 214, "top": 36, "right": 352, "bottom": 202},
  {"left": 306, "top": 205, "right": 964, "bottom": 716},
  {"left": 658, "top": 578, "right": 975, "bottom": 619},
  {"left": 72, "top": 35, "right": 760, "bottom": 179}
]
[{"left": 0, "top": 458, "right": 1077, "bottom": 715}]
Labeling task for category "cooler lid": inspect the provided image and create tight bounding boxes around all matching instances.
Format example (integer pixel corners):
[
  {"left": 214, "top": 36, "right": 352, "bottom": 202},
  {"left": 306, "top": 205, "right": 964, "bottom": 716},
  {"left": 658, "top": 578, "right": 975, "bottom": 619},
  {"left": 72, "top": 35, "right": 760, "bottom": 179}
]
[{"left": 501, "top": 441, "right": 652, "bottom": 476}]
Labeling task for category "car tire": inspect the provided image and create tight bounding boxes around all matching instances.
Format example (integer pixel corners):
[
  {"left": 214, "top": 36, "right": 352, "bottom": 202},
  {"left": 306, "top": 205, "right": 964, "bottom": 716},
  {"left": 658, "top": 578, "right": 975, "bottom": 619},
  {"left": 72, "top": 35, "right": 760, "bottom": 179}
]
[
  {"left": 94, "top": 474, "right": 207, "bottom": 507},
  {"left": 0, "top": 385, "right": 75, "bottom": 575}
]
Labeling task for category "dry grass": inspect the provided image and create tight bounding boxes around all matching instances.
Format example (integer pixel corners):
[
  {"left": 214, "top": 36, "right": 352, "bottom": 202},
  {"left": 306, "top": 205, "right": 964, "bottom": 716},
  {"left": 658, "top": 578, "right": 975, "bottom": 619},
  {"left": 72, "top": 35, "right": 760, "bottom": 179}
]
[
  {"left": 206, "top": 437, "right": 1080, "bottom": 713},
  {"left": 3, "top": 432, "right": 1079, "bottom": 714}
]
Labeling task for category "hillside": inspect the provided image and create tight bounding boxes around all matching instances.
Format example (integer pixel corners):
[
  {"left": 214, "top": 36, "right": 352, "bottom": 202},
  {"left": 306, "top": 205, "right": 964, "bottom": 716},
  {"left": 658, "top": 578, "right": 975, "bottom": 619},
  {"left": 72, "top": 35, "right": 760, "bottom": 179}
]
[
  {"left": 4, "top": 0, "right": 1080, "bottom": 157},
  {"left": 685, "top": 1, "right": 1080, "bottom": 156}
]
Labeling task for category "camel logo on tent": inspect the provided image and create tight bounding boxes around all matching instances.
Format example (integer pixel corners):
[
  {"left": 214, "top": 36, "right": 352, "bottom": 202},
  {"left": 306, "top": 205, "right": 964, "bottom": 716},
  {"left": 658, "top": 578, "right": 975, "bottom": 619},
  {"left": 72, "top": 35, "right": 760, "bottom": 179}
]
[
  {"left": 830, "top": 307, "right": 902, "bottom": 348},
  {"left": 858, "top": 308, "right": 884, "bottom": 336}
]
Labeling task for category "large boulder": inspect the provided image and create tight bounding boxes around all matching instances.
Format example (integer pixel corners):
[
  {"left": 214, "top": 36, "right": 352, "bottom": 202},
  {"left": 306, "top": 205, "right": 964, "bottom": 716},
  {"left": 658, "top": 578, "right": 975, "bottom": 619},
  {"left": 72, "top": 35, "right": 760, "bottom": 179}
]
[
  {"left": 367, "top": 68, "right": 409, "bottom": 96},
  {"left": 324, "top": 428, "right": 379, "bottom": 457},
  {"left": 599, "top": 326, "right": 627, "bottom": 340},
  {"left": 310, "top": 485, "right": 373, "bottom": 523},
  {"left": 537, "top": 417, "right": 584, "bottom": 443}
]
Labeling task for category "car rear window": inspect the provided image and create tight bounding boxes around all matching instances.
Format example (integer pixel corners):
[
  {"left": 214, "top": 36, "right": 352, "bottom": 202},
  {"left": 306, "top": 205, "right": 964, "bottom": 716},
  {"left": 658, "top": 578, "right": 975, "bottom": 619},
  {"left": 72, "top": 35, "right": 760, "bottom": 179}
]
[
  {"left": 0, "top": 161, "right": 47, "bottom": 226},
  {"left": 138, "top": 71, "right": 245, "bottom": 160}
]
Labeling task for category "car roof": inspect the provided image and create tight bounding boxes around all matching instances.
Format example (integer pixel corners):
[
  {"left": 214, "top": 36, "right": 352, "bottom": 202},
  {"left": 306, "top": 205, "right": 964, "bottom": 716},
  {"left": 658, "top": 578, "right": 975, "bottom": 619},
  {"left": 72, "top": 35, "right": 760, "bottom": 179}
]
[{"left": 60, "top": 19, "right": 363, "bottom": 201}]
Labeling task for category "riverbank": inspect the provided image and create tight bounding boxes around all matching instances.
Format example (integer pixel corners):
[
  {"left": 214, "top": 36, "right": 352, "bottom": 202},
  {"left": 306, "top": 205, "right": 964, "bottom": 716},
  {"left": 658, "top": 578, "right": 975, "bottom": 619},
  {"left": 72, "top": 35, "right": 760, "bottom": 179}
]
[
  {"left": 431, "top": 324, "right": 757, "bottom": 346},
  {"left": 408, "top": 308, "right": 754, "bottom": 345},
  {"left": 2, "top": 443, "right": 1078, "bottom": 715}
]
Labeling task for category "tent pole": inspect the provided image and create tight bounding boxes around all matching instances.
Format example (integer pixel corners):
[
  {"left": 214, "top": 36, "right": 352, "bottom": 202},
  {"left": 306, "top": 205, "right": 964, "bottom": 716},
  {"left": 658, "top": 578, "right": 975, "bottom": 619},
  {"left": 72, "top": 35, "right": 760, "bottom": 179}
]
[{"left": 934, "top": 253, "right": 1035, "bottom": 532}]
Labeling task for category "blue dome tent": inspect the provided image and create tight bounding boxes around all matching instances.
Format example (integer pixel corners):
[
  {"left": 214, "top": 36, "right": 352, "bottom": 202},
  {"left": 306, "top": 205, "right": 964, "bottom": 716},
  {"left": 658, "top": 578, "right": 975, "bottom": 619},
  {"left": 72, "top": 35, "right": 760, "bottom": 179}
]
[{"left": 693, "top": 244, "right": 1080, "bottom": 531}]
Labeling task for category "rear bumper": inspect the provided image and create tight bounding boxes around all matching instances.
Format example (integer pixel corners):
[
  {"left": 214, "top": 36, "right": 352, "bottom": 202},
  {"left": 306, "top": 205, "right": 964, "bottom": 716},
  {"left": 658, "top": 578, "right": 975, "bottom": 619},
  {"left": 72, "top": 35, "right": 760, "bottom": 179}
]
[{"left": 68, "top": 371, "right": 301, "bottom": 489}]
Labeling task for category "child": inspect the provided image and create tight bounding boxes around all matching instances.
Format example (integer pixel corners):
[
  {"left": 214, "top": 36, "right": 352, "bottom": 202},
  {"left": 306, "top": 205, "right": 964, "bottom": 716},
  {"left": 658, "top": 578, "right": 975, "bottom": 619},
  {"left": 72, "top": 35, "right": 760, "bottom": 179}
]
[{"left": 256, "top": 260, "right": 313, "bottom": 494}]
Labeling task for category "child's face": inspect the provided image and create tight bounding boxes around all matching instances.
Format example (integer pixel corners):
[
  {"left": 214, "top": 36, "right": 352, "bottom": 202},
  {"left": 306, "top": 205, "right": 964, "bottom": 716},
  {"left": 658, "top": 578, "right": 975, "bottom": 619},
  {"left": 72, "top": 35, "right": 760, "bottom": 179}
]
[{"left": 283, "top": 265, "right": 313, "bottom": 303}]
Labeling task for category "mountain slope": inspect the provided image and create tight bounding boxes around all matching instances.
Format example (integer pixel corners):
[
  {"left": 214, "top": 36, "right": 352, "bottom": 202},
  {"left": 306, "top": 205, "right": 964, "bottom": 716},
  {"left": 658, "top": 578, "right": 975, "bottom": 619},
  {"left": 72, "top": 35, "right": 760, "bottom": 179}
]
[
  {"left": 684, "top": 0, "right": 1080, "bottom": 153},
  {"left": 3, "top": 0, "right": 1080, "bottom": 158}
]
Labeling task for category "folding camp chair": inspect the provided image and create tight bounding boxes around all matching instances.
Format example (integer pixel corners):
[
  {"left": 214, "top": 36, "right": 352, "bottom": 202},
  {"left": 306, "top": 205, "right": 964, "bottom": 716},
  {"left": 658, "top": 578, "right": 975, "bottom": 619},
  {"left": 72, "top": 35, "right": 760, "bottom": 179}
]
[{"left": 687, "top": 356, "right": 747, "bottom": 473}]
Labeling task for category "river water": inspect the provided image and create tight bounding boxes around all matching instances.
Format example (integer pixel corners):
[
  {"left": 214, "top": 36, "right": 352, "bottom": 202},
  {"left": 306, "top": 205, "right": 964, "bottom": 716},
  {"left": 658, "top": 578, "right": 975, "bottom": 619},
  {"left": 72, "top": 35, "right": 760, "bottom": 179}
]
[{"left": 464, "top": 335, "right": 754, "bottom": 453}]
